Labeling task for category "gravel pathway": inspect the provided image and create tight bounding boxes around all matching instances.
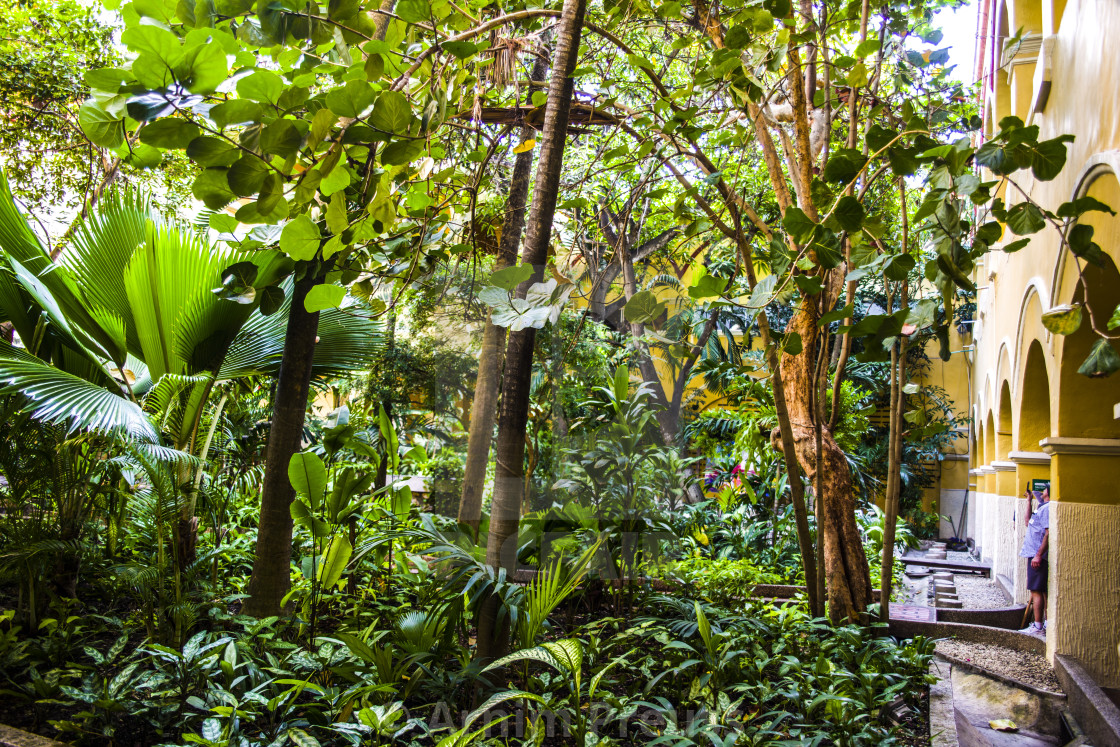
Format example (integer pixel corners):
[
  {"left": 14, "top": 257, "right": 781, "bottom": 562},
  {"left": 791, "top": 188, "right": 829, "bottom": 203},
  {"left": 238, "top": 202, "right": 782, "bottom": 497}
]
[
  {"left": 952, "top": 575, "right": 1011, "bottom": 609},
  {"left": 935, "top": 639, "right": 1063, "bottom": 692}
]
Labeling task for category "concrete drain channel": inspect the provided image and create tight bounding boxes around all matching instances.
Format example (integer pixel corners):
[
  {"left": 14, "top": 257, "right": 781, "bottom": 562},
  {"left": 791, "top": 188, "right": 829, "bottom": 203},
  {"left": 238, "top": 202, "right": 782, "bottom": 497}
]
[{"left": 898, "top": 544, "right": 1108, "bottom": 745}]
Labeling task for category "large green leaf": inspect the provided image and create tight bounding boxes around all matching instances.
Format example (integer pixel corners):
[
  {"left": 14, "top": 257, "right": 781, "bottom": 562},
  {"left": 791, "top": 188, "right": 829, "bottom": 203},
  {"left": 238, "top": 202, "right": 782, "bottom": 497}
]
[
  {"left": 123, "top": 223, "right": 235, "bottom": 380},
  {"left": 317, "top": 534, "right": 352, "bottom": 589},
  {"left": 288, "top": 450, "right": 327, "bottom": 507}
]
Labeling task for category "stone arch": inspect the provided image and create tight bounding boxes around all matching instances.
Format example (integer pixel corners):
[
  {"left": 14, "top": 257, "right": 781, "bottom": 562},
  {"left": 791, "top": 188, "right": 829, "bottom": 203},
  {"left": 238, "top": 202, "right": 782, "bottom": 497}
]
[
  {"left": 981, "top": 372, "right": 995, "bottom": 428},
  {"left": 1052, "top": 151, "right": 1120, "bottom": 305},
  {"left": 1014, "top": 281, "right": 1052, "bottom": 370},
  {"left": 984, "top": 410, "right": 997, "bottom": 465},
  {"left": 1054, "top": 165, "right": 1120, "bottom": 438},
  {"left": 1017, "top": 339, "right": 1052, "bottom": 450},
  {"left": 997, "top": 380, "right": 1014, "bottom": 460}
]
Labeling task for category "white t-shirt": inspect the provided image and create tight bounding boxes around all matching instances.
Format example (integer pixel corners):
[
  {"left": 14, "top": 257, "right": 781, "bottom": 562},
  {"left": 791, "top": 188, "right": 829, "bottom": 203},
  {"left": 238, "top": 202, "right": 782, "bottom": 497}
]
[{"left": 1020, "top": 501, "right": 1050, "bottom": 558}]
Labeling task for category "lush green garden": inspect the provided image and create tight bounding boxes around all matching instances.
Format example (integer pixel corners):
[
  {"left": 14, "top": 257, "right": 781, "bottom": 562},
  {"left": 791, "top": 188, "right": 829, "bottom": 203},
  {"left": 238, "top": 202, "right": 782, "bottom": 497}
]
[{"left": 1, "top": 0, "right": 1111, "bottom": 742}]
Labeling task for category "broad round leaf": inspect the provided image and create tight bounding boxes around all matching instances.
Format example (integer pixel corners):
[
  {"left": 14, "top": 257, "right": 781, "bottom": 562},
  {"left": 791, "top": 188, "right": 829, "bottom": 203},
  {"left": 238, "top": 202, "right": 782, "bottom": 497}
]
[
  {"left": 304, "top": 283, "right": 346, "bottom": 312},
  {"left": 280, "top": 215, "right": 321, "bottom": 261},
  {"left": 79, "top": 104, "right": 126, "bottom": 149},
  {"left": 236, "top": 69, "right": 284, "bottom": 103},
  {"left": 288, "top": 450, "right": 327, "bottom": 506},
  {"left": 1041, "top": 304, "right": 1083, "bottom": 335},
  {"left": 139, "top": 118, "right": 201, "bottom": 149}
]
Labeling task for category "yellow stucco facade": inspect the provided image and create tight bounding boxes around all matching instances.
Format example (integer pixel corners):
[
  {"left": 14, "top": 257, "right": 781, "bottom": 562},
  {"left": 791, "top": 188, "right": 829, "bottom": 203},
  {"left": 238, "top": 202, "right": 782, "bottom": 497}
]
[{"left": 964, "top": 0, "right": 1120, "bottom": 687}]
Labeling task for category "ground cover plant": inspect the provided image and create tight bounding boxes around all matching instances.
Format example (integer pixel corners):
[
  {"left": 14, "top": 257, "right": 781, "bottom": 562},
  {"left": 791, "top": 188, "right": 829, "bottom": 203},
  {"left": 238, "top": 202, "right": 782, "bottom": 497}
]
[{"left": 1, "top": 0, "right": 1112, "bottom": 741}]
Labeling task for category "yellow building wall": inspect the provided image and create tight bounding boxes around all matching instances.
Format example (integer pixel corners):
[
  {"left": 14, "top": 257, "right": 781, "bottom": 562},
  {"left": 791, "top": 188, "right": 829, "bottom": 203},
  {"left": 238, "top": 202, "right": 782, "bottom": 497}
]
[{"left": 968, "top": 0, "right": 1120, "bottom": 686}]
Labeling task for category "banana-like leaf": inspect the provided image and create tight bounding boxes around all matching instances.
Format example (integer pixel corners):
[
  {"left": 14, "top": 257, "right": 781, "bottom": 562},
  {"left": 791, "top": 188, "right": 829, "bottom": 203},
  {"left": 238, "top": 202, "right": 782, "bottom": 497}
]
[
  {"left": 441, "top": 691, "right": 545, "bottom": 747},
  {"left": 288, "top": 451, "right": 327, "bottom": 508},
  {"left": 0, "top": 356, "right": 156, "bottom": 441},
  {"left": 317, "top": 534, "right": 352, "bottom": 590}
]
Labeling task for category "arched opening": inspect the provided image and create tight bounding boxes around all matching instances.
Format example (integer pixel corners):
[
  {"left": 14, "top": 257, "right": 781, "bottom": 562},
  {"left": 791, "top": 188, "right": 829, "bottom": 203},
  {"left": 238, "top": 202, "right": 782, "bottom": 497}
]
[
  {"left": 1057, "top": 172, "right": 1120, "bottom": 439},
  {"left": 985, "top": 411, "right": 997, "bottom": 465},
  {"left": 1018, "top": 340, "right": 1051, "bottom": 450},
  {"left": 998, "top": 381, "right": 1014, "bottom": 460}
]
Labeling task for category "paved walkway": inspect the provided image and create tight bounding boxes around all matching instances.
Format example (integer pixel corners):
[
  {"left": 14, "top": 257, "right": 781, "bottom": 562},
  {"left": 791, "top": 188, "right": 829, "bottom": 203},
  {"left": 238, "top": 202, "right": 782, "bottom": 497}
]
[{"left": 890, "top": 603, "right": 935, "bottom": 622}]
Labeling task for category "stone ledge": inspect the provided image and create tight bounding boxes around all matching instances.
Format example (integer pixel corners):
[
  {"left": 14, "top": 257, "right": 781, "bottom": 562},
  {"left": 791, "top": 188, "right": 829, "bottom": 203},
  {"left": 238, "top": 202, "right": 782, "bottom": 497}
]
[
  {"left": 1055, "top": 654, "right": 1120, "bottom": 747},
  {"left": 1009, "top": 450, "right": 1051, "bottom": 465},
  {"left": 888, "top": 619, "right": 1046, "bottom": 655},
  {"left": 990, "top": 460, "right": 1017, "bottom": 472},
  {"left": 928, "top": 657, "right": 958, "bottom": 747},
  {"left": 1040, "top": 437, "right": 1120, "bottom": 456},
  {"left": 0, "top": 724, "right": 67, "bottom": 747},
  {"left": 937, "top": 605, "right": 1027, "bottom": 630}
]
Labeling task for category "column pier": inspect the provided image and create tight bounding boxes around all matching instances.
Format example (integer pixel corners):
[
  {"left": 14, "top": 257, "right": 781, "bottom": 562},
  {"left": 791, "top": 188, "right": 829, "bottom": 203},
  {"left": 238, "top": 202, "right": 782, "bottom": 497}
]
[{"left": 1040, "top": 437, "right": 1120, "bottom": 687}]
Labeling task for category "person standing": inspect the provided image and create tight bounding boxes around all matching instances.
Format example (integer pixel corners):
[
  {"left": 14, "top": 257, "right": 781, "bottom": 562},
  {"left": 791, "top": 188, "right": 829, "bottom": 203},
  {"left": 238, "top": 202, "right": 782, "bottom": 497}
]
[{"left": 1019, "top": 486, "right": 1050, "bottom": 638}]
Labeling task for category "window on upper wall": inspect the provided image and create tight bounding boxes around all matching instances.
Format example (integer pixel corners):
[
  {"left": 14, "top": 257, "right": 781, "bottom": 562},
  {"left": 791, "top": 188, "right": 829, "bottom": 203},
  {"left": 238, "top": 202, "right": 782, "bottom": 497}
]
[{"left": 1002, "top": 0, "right": 1045, "bottom": 120}]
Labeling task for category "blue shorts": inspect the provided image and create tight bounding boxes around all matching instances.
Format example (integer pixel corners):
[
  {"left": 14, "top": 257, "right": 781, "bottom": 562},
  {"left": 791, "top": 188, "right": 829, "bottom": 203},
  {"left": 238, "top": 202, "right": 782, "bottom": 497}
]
[{"left": 1026, "top": 555, "right": 1048, "bottom": 593}]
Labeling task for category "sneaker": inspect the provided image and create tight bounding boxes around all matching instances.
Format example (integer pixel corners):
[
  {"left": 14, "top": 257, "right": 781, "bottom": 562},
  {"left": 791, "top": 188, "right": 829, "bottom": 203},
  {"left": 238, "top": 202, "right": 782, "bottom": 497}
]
[{"left": 1020, "top": 623, "right": 1045, "bottom": 638}]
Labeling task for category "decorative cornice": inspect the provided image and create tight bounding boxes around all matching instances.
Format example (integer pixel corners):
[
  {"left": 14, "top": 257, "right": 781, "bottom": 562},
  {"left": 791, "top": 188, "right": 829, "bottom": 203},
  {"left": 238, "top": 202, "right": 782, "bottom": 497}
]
[
  {"left": 990, "top": 461, "right": 1016, "bottom": 472},
  {"left": 973, "top": 466, "right": 997, "bottom": 475},
  {"left": 1040, "top": 437, "right": 1120, "bottom": 457},
  {"left": 1001, "top": 32, "right": 1043, "bottom": 70},
  {"left": 1009, "top": 451, "right": 1051, "bottom": 465}
]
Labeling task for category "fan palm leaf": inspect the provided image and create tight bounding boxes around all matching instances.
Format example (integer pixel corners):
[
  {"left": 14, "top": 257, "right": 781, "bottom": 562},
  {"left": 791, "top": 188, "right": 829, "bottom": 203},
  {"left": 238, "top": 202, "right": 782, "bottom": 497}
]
[
  {"left": 0, "top": 166, "right": 379, "bottom": 441},
  {"left": 0, "top": 351, "right": 156, "bottom": 440},
  {"left": 221, "top": 281, "right": 384, "bottom": 380}
]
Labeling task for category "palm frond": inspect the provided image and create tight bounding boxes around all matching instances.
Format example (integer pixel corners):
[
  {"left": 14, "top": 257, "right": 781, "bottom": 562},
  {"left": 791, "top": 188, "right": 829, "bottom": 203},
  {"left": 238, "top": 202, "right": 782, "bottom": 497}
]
[
  {"left": 221, "top": 281, "right": 384, "bottom": 380},
  {"left": 60, "top": 189, "right": 152, "bottom": 351},
  {"left": 143, "top": 373, "right": 210, "bottom": 419},
  {"left": 0, "top": 356, "right": 156, "bottom": 441}
]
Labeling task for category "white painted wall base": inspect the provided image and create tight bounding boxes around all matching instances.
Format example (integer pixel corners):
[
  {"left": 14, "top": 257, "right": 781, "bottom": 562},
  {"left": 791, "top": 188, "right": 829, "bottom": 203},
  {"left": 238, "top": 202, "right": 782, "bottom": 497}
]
[
  {"left": 966, "top": 493, "right": 1030, "bottom": 604},
  {"left": 939, "top": 489, "right": 968, "bottom": 539}
]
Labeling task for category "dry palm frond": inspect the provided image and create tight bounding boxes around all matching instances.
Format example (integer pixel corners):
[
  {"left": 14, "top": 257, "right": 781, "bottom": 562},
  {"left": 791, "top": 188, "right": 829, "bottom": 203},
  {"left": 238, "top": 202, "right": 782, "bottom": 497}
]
[{"left": 487, "top": 34, "right": 527, "bottom": 89}]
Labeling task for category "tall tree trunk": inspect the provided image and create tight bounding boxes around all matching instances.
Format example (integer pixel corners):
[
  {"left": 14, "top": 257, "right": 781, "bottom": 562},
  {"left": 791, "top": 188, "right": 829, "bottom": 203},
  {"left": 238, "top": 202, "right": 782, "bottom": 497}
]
[
  {"left": 476, "top": 0, "right": 586, "bottom": 663},
  {"left": 880, "top": 194, "right": 911, "bottom": 620},
  {"left": 617, "top": 250, "right": 709, "bottom": 503},
  {"left": 243, "top": 271, "right": 323, "bottom": 617},
  {"left": 458, "top": 55, "right": 550, "bottom": 536},
  {"left": 781, "top": 304, "right": 870, "bottom": 622},
  {"left": 880, "top": 325, "right": 908, "bottom": 622}
]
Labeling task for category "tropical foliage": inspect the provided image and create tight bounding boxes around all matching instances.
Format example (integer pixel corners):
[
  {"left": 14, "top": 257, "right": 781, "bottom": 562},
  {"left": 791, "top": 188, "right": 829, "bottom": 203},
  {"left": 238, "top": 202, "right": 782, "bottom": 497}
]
[{"left": 0, "top": 0, "right": 1109, "bottom": 741}]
